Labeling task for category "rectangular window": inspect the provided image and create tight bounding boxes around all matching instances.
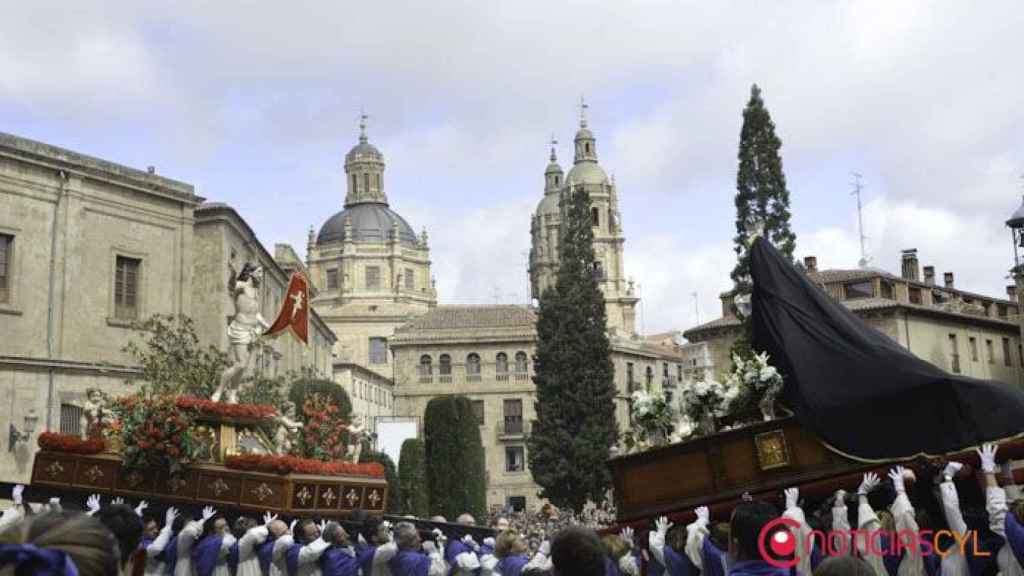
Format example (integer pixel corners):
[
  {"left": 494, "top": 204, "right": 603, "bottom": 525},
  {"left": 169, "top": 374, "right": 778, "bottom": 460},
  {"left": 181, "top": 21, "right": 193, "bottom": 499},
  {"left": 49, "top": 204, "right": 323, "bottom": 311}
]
[
  {"left": 365, "top": 266, "right": 381, "bottom": 289},
  {"left": 0, "top": 233, "right": 11, "bottom": 303},
  {"left": 844, "top": 281, "right": 873, "bottom": 300},
  {"left": 471, "top": 400, "right": 484, "bottom": 425},
  {"left": 909, "top": 287, "right": 923, "bottom": 305},
  {"left": 969, "top": 337, "right": 979, "bottom": 362},
  {"left": 114, "top": 256, "right": 141, "bottom": 320},
  {"left": 949, "top": 334, "right": 960, "bottom": 374},
  {"left": 59, "top": 403, "right": 83, "bottom": 436},
  {"left": 626, "top": 362, "right": 635, "bottom": 391},
  {"left": 503, "top": 399, "right": 523, "bottom": 434},
  {"left": 326, "top": 269, "right": 339, "bottom": 291},
  {"left": 1003, "top": 338, "right": 1012, "bottom": 367},
  {"left": 986, "top": 339, "right": 994, "bottom": 364},
  {"left": 404, "top": 268, "right": 414, "bottom": 290},
  {"left": 369, "top": 337, "right": 388, "bottom": 364},
  {"left": 505, "top": 446, "right": 525, "bottom": 473},
  {"left": 363, "top": 173, "right": 370, "bottom": 193},
  {"left": 506, "top": 496, "right": 526, "bottom": 512},
  {"left": 998, "top": 303, "right": 1009, "bottom": 318}
]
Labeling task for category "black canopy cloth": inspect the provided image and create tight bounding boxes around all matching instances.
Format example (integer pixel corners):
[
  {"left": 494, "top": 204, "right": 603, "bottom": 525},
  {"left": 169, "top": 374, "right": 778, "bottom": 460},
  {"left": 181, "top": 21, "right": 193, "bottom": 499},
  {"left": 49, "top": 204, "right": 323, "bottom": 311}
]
[{"left": 749, "top": 237, "right": 1024, "bottom": 461}]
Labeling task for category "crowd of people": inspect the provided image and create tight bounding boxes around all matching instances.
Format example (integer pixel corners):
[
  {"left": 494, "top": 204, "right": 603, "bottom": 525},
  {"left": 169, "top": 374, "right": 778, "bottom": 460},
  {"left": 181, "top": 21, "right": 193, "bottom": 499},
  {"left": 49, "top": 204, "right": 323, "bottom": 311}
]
[{"left": 0, "top": 444, "right": 1022, "bottom": 576}]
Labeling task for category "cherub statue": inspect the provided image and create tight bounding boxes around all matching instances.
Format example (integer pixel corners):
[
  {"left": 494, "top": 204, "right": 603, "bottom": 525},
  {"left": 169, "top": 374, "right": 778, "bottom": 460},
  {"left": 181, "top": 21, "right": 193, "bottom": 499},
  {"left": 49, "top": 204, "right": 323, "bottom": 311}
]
[
  {"left": 213, "top": 261, "right": 270, "bottom": 404},
  {"left": 80, "top": 388, "right": 109, "bottom": 439},
  {"left": 274, "top": 401, "right": 303, "bottom": 455},
  {"left": 346, "top": 415, "right": 367, "bottom": 463}
]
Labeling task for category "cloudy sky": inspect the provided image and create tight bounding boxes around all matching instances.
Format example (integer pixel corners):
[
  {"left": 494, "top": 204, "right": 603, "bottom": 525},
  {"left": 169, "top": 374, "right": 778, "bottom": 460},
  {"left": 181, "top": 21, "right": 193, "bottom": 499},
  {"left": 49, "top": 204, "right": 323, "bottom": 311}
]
[{"left": 3, "top": 1, "right": 1023, "bottom": 334}]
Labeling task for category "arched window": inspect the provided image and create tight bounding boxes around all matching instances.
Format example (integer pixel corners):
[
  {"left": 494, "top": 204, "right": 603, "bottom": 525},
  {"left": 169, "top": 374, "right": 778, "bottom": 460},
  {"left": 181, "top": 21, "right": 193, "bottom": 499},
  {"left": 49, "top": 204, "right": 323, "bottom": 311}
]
[
  {"left": 585, "top": 143, "right": 591, "bottom": 154},
  {"left": 514, "top": 351, "right": 529, "bottom": 379},
  {"left": 593, "top": 261, "right": 604, "bottom": 280},
  {"left": 591, "top": 207, "right": 600, "bottom": 227},
  {"left": 496, "top": 352, "right": 508, "bottom": 374},
  {"left": 554, "top": 175, "right": 560, "bottom": 186},
  {"left": 466, "top": 352, "right": 481, "bottom": 375},
  {"left": 419, "top": 355, "right": 432, "bottom": 377},
  {"left": 375, "top": 173, "right": 381, "bottom": 190},
  {"left": 363, "top": 173, "right": 370, "bottom": 193},
  {"left": 439, "top": 354, "right": 452, "bottom": 382},
  {"left": 351, "top": 174, "right": 358, "bottom": 193}
]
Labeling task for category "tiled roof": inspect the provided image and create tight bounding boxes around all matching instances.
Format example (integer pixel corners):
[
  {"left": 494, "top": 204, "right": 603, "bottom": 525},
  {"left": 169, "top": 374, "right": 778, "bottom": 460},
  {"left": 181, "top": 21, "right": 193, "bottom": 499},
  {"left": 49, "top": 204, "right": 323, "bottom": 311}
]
[
  {"left": 396, "top": 305, "right": 537, "bottom": 331},
  {"left": 806, "top": 268, "right": 898, "bottom": 284}
]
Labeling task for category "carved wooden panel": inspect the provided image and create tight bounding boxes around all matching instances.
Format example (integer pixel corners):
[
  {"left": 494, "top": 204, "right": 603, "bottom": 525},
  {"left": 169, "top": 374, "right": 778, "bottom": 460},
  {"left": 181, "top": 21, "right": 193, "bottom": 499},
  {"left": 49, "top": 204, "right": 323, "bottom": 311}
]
[
  {"left": 72, "top": 458, "right": 119, "bottom": 490},
  {"left": 33, "top": 454, "right": 79, "bottom": 487},
  {"left": 317, "top": 484, "right": 340, "bottom": 510},
  {"left": 197, "top": 473, "right": 242, "bottom": 504},
  {"left": 241, "top": 478, "right": 287, "bottom": 509},
  {"left": 363, "top": 486, "right": 385, "bottom": 511},
  {"left": 117, "top": 467, "right": 157, "bottom": 494},
  {"left": 157, "top": 470, "right": 199, "bottom": 501},
  {"left": 292, "top": 484, "right": 317, "bottom": 510},
  {"left": 340, "top": 485, "right": 364, "bottom": 511}
]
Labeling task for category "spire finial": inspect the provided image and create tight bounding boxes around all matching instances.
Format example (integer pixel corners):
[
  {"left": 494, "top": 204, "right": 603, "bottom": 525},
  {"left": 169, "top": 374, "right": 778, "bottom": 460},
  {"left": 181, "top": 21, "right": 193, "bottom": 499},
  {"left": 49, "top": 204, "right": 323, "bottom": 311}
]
[
  {"left": 579, "top": 96, "right": 588, "bottom": 128},
  {"left": 359, "top": 109, "right": 368, "bottom": 143},
  {"left": 550, "top": 134, "right": 558, "bottom": 162}
]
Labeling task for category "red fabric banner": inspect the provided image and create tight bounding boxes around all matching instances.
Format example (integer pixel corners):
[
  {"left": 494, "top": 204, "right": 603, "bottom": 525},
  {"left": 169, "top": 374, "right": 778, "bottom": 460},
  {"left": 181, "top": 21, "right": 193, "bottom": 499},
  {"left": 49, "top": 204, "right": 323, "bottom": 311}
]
[{"left": 263, "top": 272, "right": 310, "bottom": 345}]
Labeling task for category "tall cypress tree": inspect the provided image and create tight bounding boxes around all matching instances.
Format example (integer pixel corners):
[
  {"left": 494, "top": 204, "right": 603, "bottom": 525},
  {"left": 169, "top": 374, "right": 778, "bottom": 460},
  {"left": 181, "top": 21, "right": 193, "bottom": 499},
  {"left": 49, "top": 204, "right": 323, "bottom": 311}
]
[
  {"left": 528, "top": 186, "right": 618, "bottom": 513},
  {"left": 423, "top": 395, "right": 487, "bottom": 520},
  {"left": 731, "top": 84, "right": 797, "bottom": 293}
]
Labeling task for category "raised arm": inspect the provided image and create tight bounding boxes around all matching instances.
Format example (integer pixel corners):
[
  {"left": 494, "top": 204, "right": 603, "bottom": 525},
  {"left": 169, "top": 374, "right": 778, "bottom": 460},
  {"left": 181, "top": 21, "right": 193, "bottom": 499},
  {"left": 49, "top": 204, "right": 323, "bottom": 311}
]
[
  {"left": 684, "top": 506, "right": 710, "bottom": 570},
  {"left": 782, "top": 487, "right": 814, "bottom": 576},
  {"left": 889, "top": 467, "right": 924, "bottom": 576},
  {"left": 0, "top": 485, "right": 25, "bottom": 533},
  {"left": 649, "top": 516, "right": 672, "bottom": 569},
  {"left": 855, "top": 472, "right": 887, "bottom": 576},
  {"left": 423, "top": 541, "right": 448, "bottom": 576},
  {"left": 831, "top": 490, "right": 852, "bottom": 557},
  {"left": 147, "top": 508, "right": 179, "bottom": 559},
  {"left": 524, "top": 540, "right": 553, "bottom": 573}
]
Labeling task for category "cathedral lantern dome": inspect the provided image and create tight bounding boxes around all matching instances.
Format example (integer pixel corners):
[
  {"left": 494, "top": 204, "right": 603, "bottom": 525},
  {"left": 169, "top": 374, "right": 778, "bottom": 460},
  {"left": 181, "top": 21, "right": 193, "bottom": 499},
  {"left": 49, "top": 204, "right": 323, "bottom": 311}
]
[
  {"left": 316, "top": 114, "right": 419, "bottom": 248},
  {"left": 565, "top": 99, "right": 608, "bottom": 186}
]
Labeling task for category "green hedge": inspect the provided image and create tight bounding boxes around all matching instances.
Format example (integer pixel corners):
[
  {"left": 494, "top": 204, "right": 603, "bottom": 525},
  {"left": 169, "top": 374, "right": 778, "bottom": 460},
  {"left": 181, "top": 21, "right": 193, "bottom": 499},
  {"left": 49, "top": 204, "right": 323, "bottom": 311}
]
[
  {"left": 288, "top": 374, "right": 353, "bottom": 422},
  {"left": 424, "top": 395, "right": 487, "bottom": 521},
  {"left": 360, "top": 449, "right": 402, "bottom": 514},
  {"left": 398, "top": 438, "right": 429, "bottom": 518}
]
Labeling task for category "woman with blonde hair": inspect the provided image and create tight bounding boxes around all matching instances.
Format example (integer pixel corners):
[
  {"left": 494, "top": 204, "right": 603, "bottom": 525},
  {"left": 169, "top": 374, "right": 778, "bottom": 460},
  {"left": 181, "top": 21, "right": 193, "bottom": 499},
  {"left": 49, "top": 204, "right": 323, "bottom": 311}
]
[
  {"left": 492, "top": 530, "right": 531, "bottom": 576},
  {"left": 0, "top": 511, "right": 120, "bottom": 576}
]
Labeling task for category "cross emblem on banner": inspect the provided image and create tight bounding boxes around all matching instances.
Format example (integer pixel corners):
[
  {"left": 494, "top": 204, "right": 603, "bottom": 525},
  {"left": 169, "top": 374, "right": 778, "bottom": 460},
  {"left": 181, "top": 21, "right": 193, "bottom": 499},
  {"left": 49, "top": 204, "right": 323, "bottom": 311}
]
[{"left": 346, "top": 489, "right": 360, "bottom": 507}]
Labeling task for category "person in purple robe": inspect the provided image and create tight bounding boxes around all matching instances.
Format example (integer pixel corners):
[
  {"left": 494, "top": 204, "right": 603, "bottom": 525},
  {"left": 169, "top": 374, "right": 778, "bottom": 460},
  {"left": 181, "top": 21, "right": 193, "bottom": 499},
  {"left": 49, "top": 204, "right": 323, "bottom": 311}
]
[
  {"left": 388, "top": 522, "right": 447, "bottom": 576},
  {"left": 492, "top": 531, "right": 530, "bottom": 576},
  {"left": 141, "top": 507, "right": 178, "bottom": 576},
  {"left": 726, "top": 500, "right": 790, "bottom": 576},
  {"left": 191, "top": 512, "right": 237, "bottom": 576},
  {"left": 356, "top": 516, "right": 397, "bottom": 576},
  {"left": 319, "top": 522, "right": 360, "bottom": 576},
  {"left": 649, "top": 516, "right": 698, "bottom": 576},
  {"left": 285, "top": 519, "right": 330, "bottom": 576}
]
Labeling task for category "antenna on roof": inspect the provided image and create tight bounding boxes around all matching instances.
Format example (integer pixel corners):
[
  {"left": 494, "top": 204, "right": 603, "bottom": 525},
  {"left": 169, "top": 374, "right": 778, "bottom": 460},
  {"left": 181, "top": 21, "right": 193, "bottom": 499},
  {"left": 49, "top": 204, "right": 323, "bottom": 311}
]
[
  {"left": 851, "top": 172, "right": 870, "bottom": 268},
  {"left": 693, "top": 292, "right": 700, "bottom": 326}
]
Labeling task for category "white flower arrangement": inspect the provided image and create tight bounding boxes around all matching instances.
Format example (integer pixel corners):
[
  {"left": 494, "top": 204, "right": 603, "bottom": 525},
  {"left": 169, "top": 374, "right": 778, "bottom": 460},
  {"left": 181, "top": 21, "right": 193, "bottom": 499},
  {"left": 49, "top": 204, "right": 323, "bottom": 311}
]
[
  {"left": 727, "top": 351, "right": 784, "bottom": 419},
  {"left": 622, "top": 389, "right": 676, "bottom": 451},
  {"left": 678, "top": 377, "right": 740, "bottom": 435}
]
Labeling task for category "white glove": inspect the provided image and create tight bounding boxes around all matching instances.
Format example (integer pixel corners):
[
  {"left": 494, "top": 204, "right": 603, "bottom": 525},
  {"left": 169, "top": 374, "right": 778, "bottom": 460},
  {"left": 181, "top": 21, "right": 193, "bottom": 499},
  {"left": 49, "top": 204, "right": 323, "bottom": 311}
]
[
  {"left": 977, "top": 444, "right": 998, "bottom": 474},
  {"left": 943, "top": 461, "right": 964, "bottom": 481},
  {"left": 201, "top": 506, "right": 216, "bottom": 522},
  {"left": 48, "top": 497, "right": 61, "bottom": 509},
  {"left": 620, "top": 527, "right": 635, "bottom": 549},
  {"left": 263, "top": 511, "right": 278, "bottom": 526},
  {"left": 483, "top": 537, "right": 495, "bottom": 548},
  {"left": 11, "top": 485, "right": 24, "bottom": 506},
  {"left": 888, "top": 466, "right": 907, "bottom": 493},
  {"left": 741, "top": 492, "right": 753, "bottom": 502},
  {"left": 654, "top": 516, "right": 672, "bottom": 536},
  {"left": 423, "top": 541, "right": 438, "bottom": 555},
  {"left": 357, "top": 533, "right": 367, "bottom": 546},
  {"left": 858, "top": 472, "right": 880, "bottom": 496},
  {"left": 462, "top": 534, "right": 479, "bottom": 551},
  {"left": 86, "top": 494, "right": 101, "bottom": 515},
  {"left": 317, "top": 520, "right": 327, "bottom": 535},
  {"left": 833, "top": 489, "right": 847, "bottom": 508},
  {"left": 165, "top": 507, "right": 179, "bottom": 526},
  {"left": 539, "top": 540, "right": 551, "bottom": 556},
  {"left": 112, "top": 497, "right": 125, "bottom": 505},
  {"left": 134, "top": 500, "right": 148, "bottom": 517},
  {"left": 432, "top": 528, "right": 446, "bottom": 544},
  {"left": 784, "top": 487, "right": 799, "bottom": 509},
  {"left": 289, "top": 519, "right": 298, "bottom": 534},
  {"left": 695, "top": 506, "right": 709, "bottom": 524}
]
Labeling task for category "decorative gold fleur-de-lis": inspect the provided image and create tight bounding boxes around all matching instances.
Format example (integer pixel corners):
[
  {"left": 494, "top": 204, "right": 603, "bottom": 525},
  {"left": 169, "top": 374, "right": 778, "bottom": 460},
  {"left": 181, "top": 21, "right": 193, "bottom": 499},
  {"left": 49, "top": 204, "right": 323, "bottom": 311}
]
[
  {"left": 251, "top": 483, "right": 274, "bottom": 503},
  {"left": 367, "top": 490, "right": 381, "bottom": 507},
  {"left": 345, "top": 489, "right": 360, "bottom": 507},
  {"left": 125, "top": 471, "right": 144, "bottom": 488},
  {"left": 321, "top": 488, "right": 337, "bottom": 507},
  {"left": 83, "top": 465, "right": 104, "bottom": 483},
  {"left": 210, "top": 478, "right": 230, "bottom": 497},
  {"left": 45, "top": 461, "right": 64, "bottom": 478},
  {"left": 296, "top": 486, "right": 312, "bottom": 506}
]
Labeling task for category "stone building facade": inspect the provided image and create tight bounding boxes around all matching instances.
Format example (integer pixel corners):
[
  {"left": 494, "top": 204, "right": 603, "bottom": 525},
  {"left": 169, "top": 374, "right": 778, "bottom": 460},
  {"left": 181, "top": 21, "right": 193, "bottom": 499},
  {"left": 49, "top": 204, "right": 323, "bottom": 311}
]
[
  {"left": 306, "top": 118, "right": 434, "bottom": 400},
  {"left": 684, "top": 250, "right": 1024, "bottom": 387},
  {"left": 0, "top": 132, "right": 335, "bottom": 484},
  {"left": 529, "top": 109, "right": 639, "bottom": 336}
]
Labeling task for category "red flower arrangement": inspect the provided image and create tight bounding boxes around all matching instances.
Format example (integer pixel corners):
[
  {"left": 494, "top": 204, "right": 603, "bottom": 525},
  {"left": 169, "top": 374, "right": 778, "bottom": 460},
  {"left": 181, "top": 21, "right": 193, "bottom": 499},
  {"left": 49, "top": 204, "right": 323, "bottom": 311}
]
[
  {"left": 176, "top": 397, "right": 278, "bottom": 420},
  {"left": 224, "top": 454, "right": 385, "bottom": 478},
  {"left": 37, "top": 432, "right": 106, "bottom": 454},
  {"left": 114, "top": 394, "right": 196, "bottom": 474},
  {"left": 298, "top": 394, "right": 348, "bottom": 461}
]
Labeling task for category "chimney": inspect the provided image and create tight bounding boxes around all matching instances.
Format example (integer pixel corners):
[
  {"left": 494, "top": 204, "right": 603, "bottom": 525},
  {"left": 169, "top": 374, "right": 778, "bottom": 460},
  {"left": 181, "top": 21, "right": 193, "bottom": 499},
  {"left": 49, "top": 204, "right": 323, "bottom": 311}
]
[
  {"left": 943, "top": 272, "right": 954, "bottom": 288},
  {"left": 147, "top": 166, "right": 156, "bottom": 174},
  {"left": 900, "top": 249, "right": 919, "bottom": 281},
  {"left": 1008, "top": 285, "right": 1018, "bottom": 301},
  {"left": 804, "top": 256, "right": 818, "bottom": 272},
  {"left": 721, "top": 292, "right": 735, "bottom": 318},
  {"left": 923, "top": 266, "right": 935, "bottom": 286}
]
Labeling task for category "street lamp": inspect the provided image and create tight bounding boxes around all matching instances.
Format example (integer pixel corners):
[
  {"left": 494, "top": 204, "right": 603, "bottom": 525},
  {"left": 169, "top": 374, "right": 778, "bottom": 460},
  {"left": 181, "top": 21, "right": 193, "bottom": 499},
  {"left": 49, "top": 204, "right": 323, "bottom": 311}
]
[{"left": 8, "top": 410, "right": 39, "bottom": 452}]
